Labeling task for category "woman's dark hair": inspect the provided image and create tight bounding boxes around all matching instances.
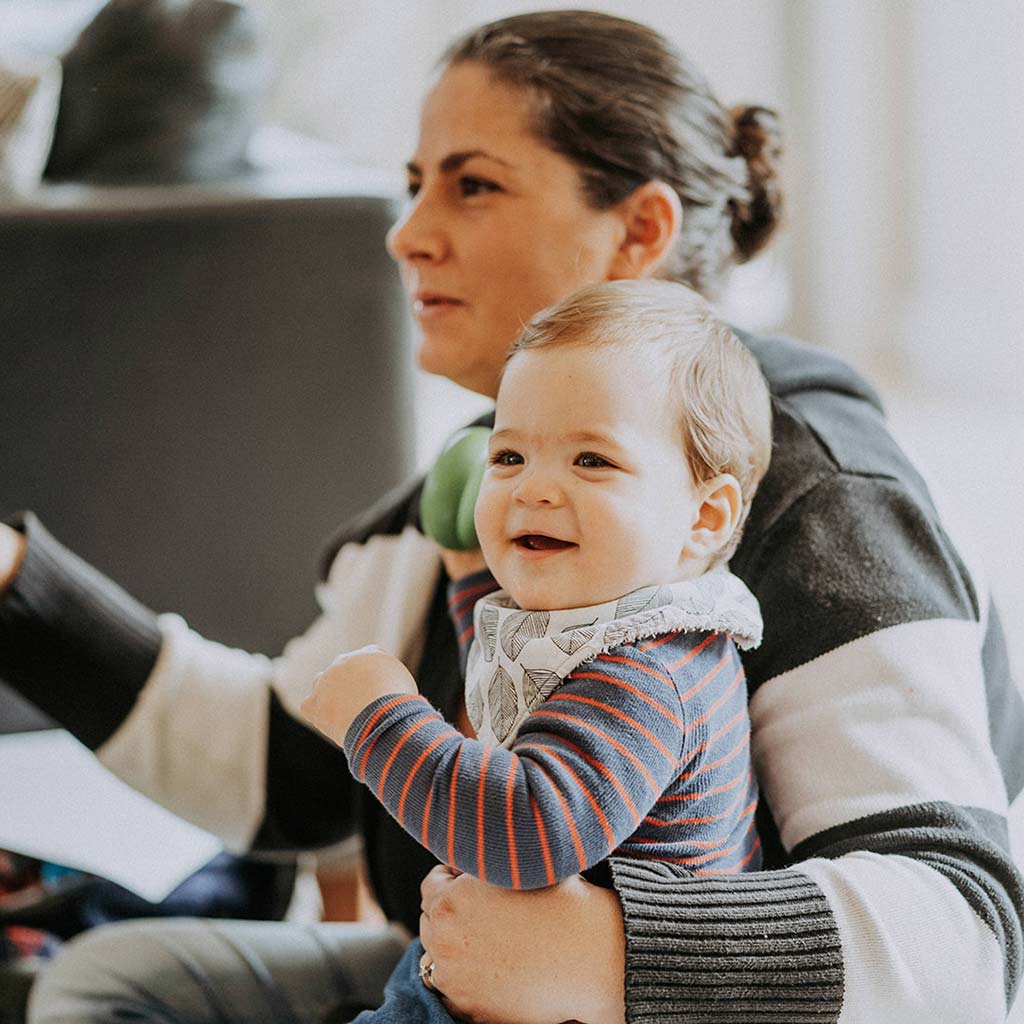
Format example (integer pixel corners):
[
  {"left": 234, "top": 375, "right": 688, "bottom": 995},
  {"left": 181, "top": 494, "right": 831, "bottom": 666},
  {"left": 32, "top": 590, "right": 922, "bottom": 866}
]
[{"left": 443, "top": 10, "right": 783, "bottom": 297}]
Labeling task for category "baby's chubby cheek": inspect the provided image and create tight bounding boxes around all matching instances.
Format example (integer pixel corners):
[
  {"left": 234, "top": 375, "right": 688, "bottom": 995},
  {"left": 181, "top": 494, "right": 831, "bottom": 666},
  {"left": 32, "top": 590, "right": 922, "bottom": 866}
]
[{"left": 473, "top": 495, "right": 508, "bottom": 581}]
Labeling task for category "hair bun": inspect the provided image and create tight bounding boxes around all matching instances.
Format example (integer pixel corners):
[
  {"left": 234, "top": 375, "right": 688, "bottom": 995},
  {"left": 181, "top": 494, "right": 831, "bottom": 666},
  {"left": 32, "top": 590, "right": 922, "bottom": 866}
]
[{"left": 728, "top": 105, "right": 783, "bottom": 262}]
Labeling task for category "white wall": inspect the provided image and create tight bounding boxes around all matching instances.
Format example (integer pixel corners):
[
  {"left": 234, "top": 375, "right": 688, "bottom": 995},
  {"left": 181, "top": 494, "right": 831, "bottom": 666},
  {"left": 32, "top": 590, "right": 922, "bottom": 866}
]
[
  {"left": 781, "top": 0, "right": 1024, "bottom": 399},
  {"left": 257, "top": 0, "right": 788, "bottom": 178}
]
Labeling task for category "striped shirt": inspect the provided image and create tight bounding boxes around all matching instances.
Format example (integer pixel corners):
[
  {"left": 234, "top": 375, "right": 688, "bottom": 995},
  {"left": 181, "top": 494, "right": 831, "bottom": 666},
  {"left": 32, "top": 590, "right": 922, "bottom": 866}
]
[{"left": 342, "top": 573, "right": 760, "bottom": 889}]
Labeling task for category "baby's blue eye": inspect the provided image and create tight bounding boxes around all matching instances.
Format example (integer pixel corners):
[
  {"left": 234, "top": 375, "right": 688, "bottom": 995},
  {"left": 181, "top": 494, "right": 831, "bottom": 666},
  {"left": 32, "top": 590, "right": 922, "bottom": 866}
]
[
  {"left": 576, "top": 452, "right": 611, "bottom": 469},
  {"left": 490, "top": 449, "right": 523, "bottom": 466}
]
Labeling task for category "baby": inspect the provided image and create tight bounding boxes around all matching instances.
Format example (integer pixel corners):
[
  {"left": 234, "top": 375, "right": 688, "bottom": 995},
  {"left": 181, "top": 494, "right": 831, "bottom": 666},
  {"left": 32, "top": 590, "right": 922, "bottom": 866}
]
[{"left": 301, "top": 278, "right": 773, "bottom": 1022}]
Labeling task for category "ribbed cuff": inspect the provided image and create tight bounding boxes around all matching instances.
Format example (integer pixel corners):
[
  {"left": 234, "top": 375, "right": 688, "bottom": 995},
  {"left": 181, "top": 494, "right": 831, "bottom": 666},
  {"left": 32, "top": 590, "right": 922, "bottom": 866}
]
[
  {"left": 0, "top": 511, "right": 162, "bottom": 748},
  {"left": 610, "top": 858, "right": 844, "bottom": 1023}
]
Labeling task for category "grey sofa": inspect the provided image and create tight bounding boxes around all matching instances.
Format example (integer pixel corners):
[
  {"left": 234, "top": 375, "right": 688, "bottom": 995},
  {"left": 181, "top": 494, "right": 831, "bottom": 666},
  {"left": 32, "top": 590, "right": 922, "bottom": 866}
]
[{"left": 0, "top": 145, "right": 415, "bottom": 657}]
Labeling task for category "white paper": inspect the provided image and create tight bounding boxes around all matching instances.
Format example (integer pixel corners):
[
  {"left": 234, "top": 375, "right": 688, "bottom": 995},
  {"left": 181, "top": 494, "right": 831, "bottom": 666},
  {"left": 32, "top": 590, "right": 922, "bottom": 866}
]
[{"left": 0, "top": 729, "right": 222, "bottom": 902}]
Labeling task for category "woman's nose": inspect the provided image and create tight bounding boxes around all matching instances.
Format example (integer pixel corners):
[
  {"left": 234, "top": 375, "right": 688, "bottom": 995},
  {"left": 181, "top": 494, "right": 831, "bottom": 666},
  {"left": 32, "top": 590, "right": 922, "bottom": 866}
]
[{"left": 386, "top": 192, "right": 447, "bottom": 265}]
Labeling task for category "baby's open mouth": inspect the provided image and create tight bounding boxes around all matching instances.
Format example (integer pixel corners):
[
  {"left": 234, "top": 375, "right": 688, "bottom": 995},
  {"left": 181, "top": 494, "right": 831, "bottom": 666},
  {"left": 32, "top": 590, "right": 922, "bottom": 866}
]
[{"left": 513, "top": 534, "right": 575, "bottom": 551}]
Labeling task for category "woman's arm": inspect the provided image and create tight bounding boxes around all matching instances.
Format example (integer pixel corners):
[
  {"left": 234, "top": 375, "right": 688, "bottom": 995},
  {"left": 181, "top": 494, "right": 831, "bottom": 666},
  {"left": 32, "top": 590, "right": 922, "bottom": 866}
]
[
  {"left": 0, "top": 509, "right": 430, "bottom": 851},
  {"left": 0, "top": 512, "right": 167, "bottom": 750}
]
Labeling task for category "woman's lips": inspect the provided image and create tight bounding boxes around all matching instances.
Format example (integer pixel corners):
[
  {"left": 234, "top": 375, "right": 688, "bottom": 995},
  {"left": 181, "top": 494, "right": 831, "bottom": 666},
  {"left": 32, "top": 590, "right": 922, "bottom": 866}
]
[{"left": 413, "top": 294, "right": 466, "bottom": 318}]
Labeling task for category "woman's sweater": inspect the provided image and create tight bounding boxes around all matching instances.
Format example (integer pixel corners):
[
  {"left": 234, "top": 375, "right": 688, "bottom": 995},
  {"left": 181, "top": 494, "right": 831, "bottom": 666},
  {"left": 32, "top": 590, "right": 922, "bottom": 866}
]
[{"left": 2, "top": 331, "right": 1021, "bottom": 1022}]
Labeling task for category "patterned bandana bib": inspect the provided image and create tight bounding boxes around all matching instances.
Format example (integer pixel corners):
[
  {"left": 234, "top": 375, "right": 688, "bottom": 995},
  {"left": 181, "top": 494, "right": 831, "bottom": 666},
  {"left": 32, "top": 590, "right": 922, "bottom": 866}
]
[{"left": 464, "top": 569, "right": 762, "bottom": 748}]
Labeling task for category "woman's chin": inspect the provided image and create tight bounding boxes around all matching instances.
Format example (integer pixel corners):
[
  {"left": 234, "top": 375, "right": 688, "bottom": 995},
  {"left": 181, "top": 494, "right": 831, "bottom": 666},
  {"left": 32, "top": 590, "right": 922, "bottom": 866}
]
[
  {"left": 416, "top": 343, "right": 498, "bottom": 397},
  {"left": 415, "top": 338, "right": 457, "bottom": 378}
]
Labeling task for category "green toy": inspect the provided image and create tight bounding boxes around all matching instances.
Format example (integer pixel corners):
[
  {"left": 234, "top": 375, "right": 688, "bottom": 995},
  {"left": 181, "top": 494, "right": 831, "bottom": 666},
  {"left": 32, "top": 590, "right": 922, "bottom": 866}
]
[{"left": 419, "top": 426, "right": 491, "bottom": 550}]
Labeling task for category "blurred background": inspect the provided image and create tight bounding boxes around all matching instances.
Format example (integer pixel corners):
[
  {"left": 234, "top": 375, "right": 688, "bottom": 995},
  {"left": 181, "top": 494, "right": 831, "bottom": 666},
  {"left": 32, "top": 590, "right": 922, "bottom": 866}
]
[{"left": 4, "top": 0, "right": 1022, "bottom": 661}]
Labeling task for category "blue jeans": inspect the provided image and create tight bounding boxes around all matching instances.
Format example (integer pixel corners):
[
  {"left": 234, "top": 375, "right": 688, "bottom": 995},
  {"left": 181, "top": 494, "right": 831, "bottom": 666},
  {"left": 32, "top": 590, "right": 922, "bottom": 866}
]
[{"left": 351, "top": 940, "right": 455, "bottom": 1024}]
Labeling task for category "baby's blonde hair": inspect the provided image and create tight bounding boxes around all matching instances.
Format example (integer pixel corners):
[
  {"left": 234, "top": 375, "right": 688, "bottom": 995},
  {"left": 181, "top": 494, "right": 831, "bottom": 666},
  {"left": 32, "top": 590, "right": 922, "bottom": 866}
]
[{"left": 508, "top": 279, "right": 773, "bottom": 562}]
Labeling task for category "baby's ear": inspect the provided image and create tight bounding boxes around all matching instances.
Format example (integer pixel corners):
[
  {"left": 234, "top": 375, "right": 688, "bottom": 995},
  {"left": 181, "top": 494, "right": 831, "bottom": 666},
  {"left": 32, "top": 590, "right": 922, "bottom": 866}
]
[{"left": 683, "top": 474, "right": 742, "bottom": 563}]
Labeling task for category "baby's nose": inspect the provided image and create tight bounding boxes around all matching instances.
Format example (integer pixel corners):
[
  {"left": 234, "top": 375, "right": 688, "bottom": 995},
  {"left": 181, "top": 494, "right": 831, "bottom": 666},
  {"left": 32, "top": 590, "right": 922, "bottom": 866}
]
[{"left": 513, "top": 468, "right": 563, "bottom": 505}]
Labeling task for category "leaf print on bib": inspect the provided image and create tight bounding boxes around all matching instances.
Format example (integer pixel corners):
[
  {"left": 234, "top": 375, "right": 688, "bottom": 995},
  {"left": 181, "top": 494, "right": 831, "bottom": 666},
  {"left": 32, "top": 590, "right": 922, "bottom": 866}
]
[
  {"left": 615, "top": 586, "right": 672, "bottom": 618},
  {"left": 488, "top": 665, "right": 519, "bottom": 742},
  {"left": 560, "top": 617, "right": 598, "bottom": 633},
  {"left": 551, "top": 626, "right": 597, "bottom": 657},
  {"left": 500, "top": 610, "right": 550, "bottom": 660},
  {"left": 522, "top": 667, "right": 563, "bottom": 708},
  {"left": 465, "top": 675, "right": 484, "bottom": 733},
  {"left": 478, "top": 605, "right": 499, "bottom": 662}
]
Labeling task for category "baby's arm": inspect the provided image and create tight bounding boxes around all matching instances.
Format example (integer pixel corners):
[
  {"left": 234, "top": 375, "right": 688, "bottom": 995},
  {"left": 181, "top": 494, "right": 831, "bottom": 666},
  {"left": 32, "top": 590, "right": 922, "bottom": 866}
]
[
  {"left": 341, "top": 643, "right": 700, "bottom": 889},
  {"left": 299, "top": 571, "right": 496, "bottom": 801}
]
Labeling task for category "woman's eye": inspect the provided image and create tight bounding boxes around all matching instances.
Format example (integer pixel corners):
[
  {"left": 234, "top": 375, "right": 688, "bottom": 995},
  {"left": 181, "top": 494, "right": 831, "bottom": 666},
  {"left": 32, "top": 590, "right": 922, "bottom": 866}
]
[
  {"left": 405, "top": 180, "right": 421, "bottom": 199},
  {"left": 489, "top": 449, "right": 523, "bottom": 467},
  {"left": 460, "top": 176, "right": 500, "bottom": 197},
  {"left": 576, "top": 452, "right": 611, "bottom": 469}
]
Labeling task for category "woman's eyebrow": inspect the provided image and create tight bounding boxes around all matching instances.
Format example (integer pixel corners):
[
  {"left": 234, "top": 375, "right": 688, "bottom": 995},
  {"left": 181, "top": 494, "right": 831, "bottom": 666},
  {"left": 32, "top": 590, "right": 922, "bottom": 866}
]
[{"left": 406, "top": 150, "right": 514, "bottom": 176}]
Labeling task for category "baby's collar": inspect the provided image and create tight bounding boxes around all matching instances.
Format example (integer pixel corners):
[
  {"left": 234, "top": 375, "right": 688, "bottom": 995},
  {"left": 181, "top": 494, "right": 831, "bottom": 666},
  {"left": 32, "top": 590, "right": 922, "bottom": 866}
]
[{"left": 474, "top": 570, "right": 763, "bottom": 681}]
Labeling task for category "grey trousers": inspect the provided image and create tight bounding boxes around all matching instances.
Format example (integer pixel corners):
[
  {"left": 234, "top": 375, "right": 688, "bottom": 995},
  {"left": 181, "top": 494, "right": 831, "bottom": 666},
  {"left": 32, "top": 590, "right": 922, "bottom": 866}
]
[{"left": 27, "top": 919, "right": 408, "bottom": 1024}]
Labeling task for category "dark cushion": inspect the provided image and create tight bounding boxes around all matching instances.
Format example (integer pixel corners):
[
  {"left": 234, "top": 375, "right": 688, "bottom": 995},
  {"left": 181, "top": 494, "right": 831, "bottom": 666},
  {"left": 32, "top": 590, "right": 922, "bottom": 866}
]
[{"left": 44, "top": 0, "right": 270, "bottom": 183}]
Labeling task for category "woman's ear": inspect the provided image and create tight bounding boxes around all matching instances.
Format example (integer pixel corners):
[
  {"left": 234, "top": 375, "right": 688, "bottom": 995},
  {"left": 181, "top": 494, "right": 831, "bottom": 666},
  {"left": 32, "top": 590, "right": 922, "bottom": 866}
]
[
  {"left": 682, "top": 474, "right": 742, "bottom": 565},
  {"left": 608, "top": 181, "right": 682, "bottom": 280}
]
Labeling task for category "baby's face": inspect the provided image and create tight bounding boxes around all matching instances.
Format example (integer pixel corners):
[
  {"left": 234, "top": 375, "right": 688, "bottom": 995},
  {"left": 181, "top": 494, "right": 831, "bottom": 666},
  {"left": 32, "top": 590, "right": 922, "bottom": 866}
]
[{"left": 476, "top": 343, "right": 706, "bottom": 611}]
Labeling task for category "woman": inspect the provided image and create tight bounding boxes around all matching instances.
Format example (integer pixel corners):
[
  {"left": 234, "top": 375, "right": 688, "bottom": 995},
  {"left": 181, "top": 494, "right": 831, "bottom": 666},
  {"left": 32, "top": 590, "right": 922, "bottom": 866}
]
[{"left": 2, "top": 11, "right": 1020, "bottom": 1024}]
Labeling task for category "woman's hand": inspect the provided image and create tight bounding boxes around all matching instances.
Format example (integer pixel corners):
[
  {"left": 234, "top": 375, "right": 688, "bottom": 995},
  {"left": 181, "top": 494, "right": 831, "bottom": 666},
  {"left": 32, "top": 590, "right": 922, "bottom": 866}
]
[
  {"left": 300, "top": 646, "right": 418, "bottom": 744},
  {"left": 419, "top": 865, "right": 626, "bottom": 1024},
  {"left": 0, "top": 523, "right": 26, "bottom": 598}
]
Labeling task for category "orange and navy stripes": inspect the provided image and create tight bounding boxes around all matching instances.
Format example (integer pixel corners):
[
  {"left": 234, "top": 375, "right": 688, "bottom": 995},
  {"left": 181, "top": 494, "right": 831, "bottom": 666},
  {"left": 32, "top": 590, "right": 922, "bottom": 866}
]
[
  {"left": 448, "top": 572, "right": 500, "bottom": 669},
  {"left": 343, "top": 621, "right": 761, "bottom": 890}
]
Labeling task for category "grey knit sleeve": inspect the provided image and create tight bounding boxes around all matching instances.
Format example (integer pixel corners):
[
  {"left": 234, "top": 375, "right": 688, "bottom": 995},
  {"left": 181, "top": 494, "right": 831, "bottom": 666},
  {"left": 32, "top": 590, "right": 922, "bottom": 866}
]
[{"left": 0, "top": 511, "right": 161, "bottom": 748}]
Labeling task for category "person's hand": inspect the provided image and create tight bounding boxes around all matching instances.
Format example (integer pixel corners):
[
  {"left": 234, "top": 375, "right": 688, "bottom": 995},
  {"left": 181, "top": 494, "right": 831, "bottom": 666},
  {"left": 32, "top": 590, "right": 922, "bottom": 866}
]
[
  {"left": 439, "top": 546, "right": 488, "bottom": 581},
  {"left": 300, "top": 646, "right": 419, "bottom": 744},
  {"left": 418, "top": 866, "right": 626, "bottom": 1024},
  {"left": 0, "top": 523, "right": 26, "bottom": 599}
]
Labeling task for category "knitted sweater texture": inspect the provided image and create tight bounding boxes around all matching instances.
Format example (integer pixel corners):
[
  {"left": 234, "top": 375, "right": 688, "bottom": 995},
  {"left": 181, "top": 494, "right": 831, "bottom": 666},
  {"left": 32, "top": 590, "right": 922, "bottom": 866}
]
[{"left": 3, "top": 330, "right": 1021, "bottom": 1022}]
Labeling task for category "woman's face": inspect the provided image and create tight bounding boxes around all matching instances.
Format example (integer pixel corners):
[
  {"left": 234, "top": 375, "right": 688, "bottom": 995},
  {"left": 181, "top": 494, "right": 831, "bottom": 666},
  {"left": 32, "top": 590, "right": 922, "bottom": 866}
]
[{"left": 386, "top": 61, "right": 628, "bottom": 398}]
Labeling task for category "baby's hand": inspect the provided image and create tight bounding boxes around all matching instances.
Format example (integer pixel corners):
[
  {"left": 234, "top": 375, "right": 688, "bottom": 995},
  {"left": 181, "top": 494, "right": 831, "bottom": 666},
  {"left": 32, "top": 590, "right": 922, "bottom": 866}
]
[{"left": 300, "top": 646, "right": 419, "bottom": 744}]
